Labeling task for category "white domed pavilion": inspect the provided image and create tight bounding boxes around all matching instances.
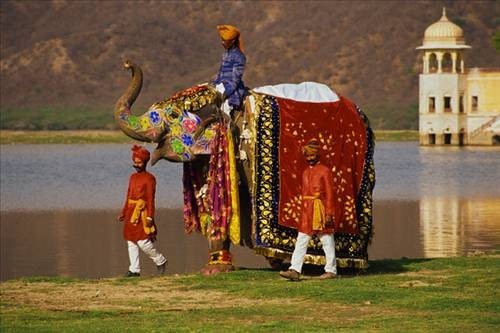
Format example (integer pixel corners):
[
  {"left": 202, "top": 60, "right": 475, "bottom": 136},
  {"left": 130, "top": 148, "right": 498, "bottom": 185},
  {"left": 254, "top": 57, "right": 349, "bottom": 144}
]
[{"left": 416, "top": 8, "right": 500, "bottom": 146}]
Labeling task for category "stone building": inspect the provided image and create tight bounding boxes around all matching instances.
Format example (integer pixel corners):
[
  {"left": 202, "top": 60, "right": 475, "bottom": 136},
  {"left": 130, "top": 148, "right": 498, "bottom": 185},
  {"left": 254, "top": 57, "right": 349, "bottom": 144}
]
[{"left": 416, "top": 8, "right": 500, "bottom": 146}]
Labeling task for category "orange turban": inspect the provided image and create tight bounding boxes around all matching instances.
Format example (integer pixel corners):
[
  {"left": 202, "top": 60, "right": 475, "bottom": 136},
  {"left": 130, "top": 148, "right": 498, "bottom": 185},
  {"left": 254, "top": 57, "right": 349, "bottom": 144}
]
[
  {"left": 217, "top": 24, "right": 244, "bottom": 52},
  {"left": 131, "top": 145, "right": 150, "bottom": 164},
  {"left": 302, "top": 139, "right": 321, "bottom": 155}
]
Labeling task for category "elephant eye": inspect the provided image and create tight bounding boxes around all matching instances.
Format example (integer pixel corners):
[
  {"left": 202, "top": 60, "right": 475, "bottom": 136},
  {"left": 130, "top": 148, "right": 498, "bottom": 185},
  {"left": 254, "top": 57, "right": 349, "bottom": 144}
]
[
  {"left": 164, "top": 106, "right": 181, "bottom": 122},
  {"left": 165, "top": 112, "right": 179, "bottom": 123}
]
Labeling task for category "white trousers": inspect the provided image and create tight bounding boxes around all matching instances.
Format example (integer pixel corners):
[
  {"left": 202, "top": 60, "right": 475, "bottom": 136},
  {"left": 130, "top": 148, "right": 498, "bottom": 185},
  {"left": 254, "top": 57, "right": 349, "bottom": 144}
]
[
  {"left": 221, "top": 100, "right": 232, "bottom": 117},
  {"left": 127, "top": 239, "right": 167, "bottom": 273},
  {"left": 289, "top": 232, "right": 337, "bottom": 274}
]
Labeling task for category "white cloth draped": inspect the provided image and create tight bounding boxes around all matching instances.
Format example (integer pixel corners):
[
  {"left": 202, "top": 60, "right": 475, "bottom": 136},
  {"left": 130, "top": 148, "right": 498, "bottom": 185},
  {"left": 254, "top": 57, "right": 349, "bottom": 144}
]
[{"left": 253, "top": 82, "right": 339, "bottom": 103}]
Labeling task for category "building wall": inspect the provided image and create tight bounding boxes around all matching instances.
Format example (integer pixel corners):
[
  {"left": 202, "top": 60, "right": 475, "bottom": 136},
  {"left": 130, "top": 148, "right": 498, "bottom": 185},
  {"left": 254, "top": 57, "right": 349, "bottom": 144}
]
[
  {"left": 419, "top": 70, "right": 500, "bottom": 146},
  {"left": 419, "top": 73, "right": 467, "bottom": 145},
  {"left": 466, "top": 70, "right": 500, "bottom": 114},
  {"left": 466, "top": 70, "right": 500, "bottom": 145}
]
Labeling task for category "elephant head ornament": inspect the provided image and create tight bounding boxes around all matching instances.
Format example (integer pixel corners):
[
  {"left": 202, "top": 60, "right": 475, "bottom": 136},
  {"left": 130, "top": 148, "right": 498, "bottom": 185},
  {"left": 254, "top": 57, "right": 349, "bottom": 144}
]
[{"left": 114, "top": 59, "right": 224, "bottom": 164}]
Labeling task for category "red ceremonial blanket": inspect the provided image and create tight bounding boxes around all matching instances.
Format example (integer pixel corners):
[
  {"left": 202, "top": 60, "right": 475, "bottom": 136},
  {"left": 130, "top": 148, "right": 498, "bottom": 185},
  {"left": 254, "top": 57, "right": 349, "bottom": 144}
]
[{"left": 277, "top": 96, "right": 367, "bottom": 234}]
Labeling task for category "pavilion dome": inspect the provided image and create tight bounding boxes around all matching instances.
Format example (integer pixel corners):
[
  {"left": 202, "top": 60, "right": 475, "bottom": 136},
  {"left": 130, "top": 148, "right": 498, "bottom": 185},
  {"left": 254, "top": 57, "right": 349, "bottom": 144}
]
[{"left": 417, "top": 8, "right": 470, "bottom": 50}]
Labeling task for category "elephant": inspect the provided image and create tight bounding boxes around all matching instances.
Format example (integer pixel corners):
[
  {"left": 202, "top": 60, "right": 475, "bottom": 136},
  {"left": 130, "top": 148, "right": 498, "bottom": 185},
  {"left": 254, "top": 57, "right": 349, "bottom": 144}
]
[{"left": 115, "top": 59, "right": 375, "bottom": 275}]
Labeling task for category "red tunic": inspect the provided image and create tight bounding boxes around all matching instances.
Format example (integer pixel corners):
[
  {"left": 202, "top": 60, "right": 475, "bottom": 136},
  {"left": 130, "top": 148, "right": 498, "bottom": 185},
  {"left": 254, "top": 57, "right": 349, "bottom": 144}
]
[
  {"left": 299, "top": 163, "right": 335, "bottom": 235},
  {"left": 120, "top": 171, "right": 157, "bottom": 242}
]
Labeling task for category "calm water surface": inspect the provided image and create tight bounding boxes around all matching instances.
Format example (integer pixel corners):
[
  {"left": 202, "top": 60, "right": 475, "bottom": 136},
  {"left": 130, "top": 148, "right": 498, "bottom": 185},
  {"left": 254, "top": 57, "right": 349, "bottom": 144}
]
[{"left": 1, "top": 142, "right": 499, "bottom": 280}]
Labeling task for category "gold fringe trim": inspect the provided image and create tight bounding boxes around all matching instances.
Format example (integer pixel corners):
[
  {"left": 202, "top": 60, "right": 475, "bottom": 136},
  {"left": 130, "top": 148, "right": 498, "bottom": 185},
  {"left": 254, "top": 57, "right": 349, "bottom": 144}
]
[
  {"left": 227, "top": 128, "right": 241, "bottom": 245},
  {"left": 254, "top": 246, "right": 369, "bottom": 269},
  {"left": 208, "top": 250, "right": 233, "bottom": 265}
]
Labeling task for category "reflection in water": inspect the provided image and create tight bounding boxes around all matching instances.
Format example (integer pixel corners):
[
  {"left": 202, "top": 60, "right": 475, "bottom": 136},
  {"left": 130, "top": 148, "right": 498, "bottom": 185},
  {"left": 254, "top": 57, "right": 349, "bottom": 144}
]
[
  {"left": 420, "top": 197, "right": 460, "bottom": 257},
  {"left": 54, "top": 212, "right": 71, "bottom": 275},
  {"left": 0, "top": 209, "right": 269, "bottom": 281},
  {"left": 369, "top": 201, "right": 422, "bottom": 260},
  {"left": 420, "top": 197, "right": 500, "bottom": 258},
  {"left": 2, "top": 200, "right": 499, "bottom": 280}
]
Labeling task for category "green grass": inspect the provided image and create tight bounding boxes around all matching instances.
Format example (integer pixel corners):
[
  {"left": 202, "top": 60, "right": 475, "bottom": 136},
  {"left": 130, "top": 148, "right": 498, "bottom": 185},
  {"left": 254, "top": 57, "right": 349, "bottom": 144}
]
[
  {"left": 0, "top": 130, "right": 418, "bottom": 144},
  {"left": 1, "top": 102, "right": 419, "bottom": 132},
  {"left": 0, "top": 106, "right": 116, "bottom": 130},
  {"left": 1, "top": 254, "right": 499, "bottom": 332},
  {"left": 0, "top": 102, "right": 420, "bottom": 144},
  {"left": 364, "top": 103, "right": 419, "bottom": 130},
  {"left": 0, "top": 130, "right": 133, "bottom": 144},
  {"left": 374, "top": 130, "right": 419, "bottom": 141}
]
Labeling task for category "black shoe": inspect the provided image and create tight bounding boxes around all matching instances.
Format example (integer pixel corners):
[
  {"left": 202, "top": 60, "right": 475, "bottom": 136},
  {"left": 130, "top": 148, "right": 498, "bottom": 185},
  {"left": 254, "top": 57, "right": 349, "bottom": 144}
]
[
  {"left": 157, "top": 261, "right": 167, "bottom": 275},
  {"left": 124, "top": 270, "right": 140, "bottom": 277}
]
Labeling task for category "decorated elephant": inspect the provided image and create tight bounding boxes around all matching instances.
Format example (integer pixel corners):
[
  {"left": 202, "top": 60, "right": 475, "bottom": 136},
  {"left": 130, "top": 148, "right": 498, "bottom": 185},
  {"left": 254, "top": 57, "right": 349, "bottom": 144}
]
[{"left": 114, "top": 59, "right": 375, "bottom": 275}]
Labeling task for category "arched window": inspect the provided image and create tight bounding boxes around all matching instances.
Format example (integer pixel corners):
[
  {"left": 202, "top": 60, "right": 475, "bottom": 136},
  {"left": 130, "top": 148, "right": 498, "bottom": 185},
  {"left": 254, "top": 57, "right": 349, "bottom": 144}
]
[
  {"left": 428, "top": 133, "right": 436, "bottom": 145},
  {"left": 444, "top": 95, "right": 452, "bottom": 112},
  {"left": 429, "top": 53, "right": 438, "bottom": 73},
  {"left": 444, "top": 133, "right": 452, "bottom": 144},
  {"left": 442, "top": 53, "right": 453, "bottom": 73},
  {"left": 455, "top": 53, "right": 462, "bottom": 73},
  {"left": 472, "top": 96, "right": 478, "bottom": 112},
  {"left": 459, "top": 129, "right": 465, "bottom": 146},
  {"left": 428, "top": 96, "right": 436, "bottom": 113}
]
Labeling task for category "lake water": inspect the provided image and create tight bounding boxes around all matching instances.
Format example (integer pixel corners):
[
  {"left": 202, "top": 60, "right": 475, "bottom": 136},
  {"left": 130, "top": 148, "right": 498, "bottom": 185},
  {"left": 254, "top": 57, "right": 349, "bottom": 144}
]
[{"left": 1, "top": 142, "right": 499, "bottom": 280}]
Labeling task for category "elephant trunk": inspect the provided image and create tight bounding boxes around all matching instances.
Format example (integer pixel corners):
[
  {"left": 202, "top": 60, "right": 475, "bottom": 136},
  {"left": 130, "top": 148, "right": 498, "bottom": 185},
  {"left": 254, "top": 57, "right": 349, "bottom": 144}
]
[{"left": 114, "top": 59, "right": 149, "bottom": 142}]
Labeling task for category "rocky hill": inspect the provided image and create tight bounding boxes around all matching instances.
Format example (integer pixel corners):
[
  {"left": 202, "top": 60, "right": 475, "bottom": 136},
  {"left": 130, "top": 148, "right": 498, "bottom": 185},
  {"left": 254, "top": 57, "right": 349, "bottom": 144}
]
[{"left": 1, "top": 0, "right": 499, "bottom": 129}]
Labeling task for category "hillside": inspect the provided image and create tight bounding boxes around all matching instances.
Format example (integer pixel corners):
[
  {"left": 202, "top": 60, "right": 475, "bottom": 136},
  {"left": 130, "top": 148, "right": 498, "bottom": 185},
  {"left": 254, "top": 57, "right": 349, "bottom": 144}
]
[{"left": 1, "top": 0, "right": 499, "bottom": 129}]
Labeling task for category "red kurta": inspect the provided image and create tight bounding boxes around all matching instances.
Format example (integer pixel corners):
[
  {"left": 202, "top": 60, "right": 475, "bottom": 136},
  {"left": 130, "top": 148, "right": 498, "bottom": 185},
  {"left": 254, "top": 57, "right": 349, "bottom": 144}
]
[
  {"left": 299, "top": 163, "right": 335, "bottom": 235},
  {"left": 277, "top": 96, "right": 365, "bottom": 234},
  {"left": 121, "top": 171, "right": 157, "bottom": 242}
]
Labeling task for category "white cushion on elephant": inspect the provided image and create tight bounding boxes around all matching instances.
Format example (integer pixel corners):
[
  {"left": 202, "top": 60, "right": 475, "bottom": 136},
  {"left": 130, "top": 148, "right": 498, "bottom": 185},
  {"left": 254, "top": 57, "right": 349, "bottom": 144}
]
[{"left": 253, "top": 82, "right": 339, "bottom": 103}]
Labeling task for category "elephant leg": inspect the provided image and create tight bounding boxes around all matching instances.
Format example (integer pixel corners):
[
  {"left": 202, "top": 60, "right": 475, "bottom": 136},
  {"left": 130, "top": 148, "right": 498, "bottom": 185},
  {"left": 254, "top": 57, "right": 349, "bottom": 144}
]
[{"left": 201, "top": 237, "right": 235, "bottom": 275}]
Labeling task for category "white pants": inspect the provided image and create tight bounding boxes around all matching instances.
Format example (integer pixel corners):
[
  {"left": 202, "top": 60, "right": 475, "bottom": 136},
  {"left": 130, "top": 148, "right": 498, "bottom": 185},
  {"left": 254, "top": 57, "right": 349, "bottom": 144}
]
[
  {"left": 127, "top": 239, "right": 167, "bottom": 273},
  {"left": 215, "top": 83, "right": 232, "bottom": 118},
  {"left": 289, "top": 232, "right": 337, "bottom": 274},
  {"left": 221, "top": 100, "right": 232, "bottom": 117}
]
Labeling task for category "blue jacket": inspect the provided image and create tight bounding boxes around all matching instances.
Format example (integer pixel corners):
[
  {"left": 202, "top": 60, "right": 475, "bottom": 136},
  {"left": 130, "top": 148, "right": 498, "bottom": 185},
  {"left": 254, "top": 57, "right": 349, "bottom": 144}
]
[{"left": 213, "top": 46, "right": 247, "bottom": 108}]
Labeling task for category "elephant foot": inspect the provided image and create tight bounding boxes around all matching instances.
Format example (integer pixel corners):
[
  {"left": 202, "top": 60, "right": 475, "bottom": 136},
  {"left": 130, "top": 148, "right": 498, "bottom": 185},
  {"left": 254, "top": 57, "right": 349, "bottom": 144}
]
[
  {"left": 201, "top": 250, "right": 234, "bottom": 275},
  {"left": 201, "top": 263, "right": 235, "bottom": 276}
]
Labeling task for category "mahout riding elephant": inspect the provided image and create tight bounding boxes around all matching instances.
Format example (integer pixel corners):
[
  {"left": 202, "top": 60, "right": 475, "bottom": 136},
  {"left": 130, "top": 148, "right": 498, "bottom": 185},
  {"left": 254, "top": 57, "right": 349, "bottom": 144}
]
[{"left": 115, "top": 60, "right": 375, "bottom": 275}]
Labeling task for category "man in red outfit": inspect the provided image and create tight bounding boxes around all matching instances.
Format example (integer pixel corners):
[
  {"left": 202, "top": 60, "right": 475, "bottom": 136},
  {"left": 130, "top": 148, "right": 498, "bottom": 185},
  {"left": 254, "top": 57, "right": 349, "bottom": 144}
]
[
  {"left": 118, "top": 145, "right": 167, "bottom": 277},
  {"left": 280, "top": 139, "right": 337, "bottom": 281}
]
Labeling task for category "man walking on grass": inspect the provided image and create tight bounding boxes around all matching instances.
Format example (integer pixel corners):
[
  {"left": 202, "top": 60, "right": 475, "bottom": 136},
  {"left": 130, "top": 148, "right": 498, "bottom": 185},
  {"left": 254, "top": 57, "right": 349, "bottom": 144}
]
[
  {"left": 118, "top": 145, "right": 167, "bottom": 277},
  {"left": 280, "top": 139, "right": 338, "bottom": 281}
]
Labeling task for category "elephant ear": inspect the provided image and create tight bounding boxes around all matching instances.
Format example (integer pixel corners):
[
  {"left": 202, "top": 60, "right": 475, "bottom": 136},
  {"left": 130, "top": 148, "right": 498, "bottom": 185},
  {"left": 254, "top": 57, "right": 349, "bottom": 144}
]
[
  {"left": 148, "top": 85, "right": 225, "bottom": 164},
  {"left": 150, "top": 121, "right": 221, "bottom": 165}
]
